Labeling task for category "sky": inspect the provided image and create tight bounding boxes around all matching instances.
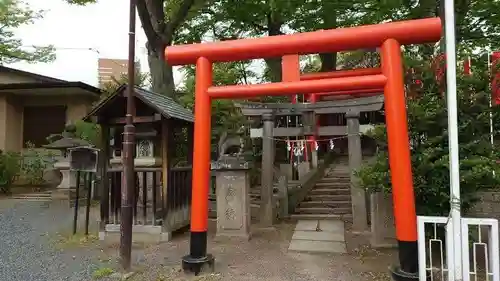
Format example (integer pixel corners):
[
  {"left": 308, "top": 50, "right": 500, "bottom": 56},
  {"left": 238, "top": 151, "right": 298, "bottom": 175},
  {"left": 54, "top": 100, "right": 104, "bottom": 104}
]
[{"left": 7, "top": 0, "right": 184, "bottom": 87}]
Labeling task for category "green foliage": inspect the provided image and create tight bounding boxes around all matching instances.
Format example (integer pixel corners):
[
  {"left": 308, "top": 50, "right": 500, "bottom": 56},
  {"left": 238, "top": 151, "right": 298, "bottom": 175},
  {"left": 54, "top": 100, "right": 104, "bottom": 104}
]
[
  {"left": 179, "top": 62, "right": 254, "bottom": 121},
  {"left": 178, "top": 62, "right": 254, "bottom": 156},
  {"left": 365, "top": 0, "right": 500, "bottom": 53},
  {"left": 21, "top": 142, "right": 51, "bottom": 186},
  {"left": 0, "top": 0, "right": 55, "bottom": 64},
  {"left": 74, "top": 120, "right": 101, "bottom": 147},
  {"left": 357, "top": 57, "right": 500, "bottom": 216},
  {"left": 65, "top": 0, "right": 96, "bottom": 5},
  {"left": 0, "top": 150, "right": 21, "bottom": 194},
  {"left": 101, "top": 71, "right": 150, "bottom": 95}
]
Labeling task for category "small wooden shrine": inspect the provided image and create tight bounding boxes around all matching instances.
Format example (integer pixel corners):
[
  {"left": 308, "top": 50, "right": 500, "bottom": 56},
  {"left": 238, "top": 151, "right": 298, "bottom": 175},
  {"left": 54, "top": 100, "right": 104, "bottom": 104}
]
[{"left": 83, "top": 84, "right": 194, "bottom": 242}]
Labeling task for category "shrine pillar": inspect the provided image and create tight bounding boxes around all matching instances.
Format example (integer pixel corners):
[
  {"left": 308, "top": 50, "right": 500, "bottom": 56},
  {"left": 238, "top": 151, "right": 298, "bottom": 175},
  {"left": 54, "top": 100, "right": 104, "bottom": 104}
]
[
  {"left": 260, "top": 113, "right": 275, "bottom": 226},
  {"left": 346, "top": 110, "right": 368, "bottom": 232}
]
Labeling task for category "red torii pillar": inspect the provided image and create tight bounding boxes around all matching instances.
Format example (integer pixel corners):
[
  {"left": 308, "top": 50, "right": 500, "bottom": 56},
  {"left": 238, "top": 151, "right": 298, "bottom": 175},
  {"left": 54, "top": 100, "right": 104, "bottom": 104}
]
[{"left": 164, "top": 17, "right": 442, "bottom": 279}]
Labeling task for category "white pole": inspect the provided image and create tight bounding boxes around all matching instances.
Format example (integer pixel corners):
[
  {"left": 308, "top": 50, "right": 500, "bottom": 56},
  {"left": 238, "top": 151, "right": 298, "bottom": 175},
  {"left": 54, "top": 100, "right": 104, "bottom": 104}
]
[
  {"left": 444, "top": 0, "right": 463, "bottom": 280},
  {"left": 488, "top": 53, "right": 495, "bottom": 148}
]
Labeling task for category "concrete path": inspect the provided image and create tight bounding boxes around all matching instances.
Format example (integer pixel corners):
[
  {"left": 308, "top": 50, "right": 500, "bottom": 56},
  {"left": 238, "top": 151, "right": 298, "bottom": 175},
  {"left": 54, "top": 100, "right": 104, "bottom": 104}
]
[{"left": 288, "top": 220, "right": 347, "bottom": 254}]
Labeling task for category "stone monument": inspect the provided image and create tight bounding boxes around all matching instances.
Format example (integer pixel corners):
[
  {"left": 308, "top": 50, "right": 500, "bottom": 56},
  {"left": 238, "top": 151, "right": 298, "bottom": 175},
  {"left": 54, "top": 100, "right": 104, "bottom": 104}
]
[{"left": 211, "top": 131, "right": 252, "bottom": 240}]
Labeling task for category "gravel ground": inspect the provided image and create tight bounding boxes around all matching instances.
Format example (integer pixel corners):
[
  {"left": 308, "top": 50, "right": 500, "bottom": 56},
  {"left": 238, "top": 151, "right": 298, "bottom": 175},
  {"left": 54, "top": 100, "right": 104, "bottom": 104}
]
[
  {"left": 0, "top": 198, "right": 397, "bottom": 281},
  {"left": 0, "top": 199, "right": 105, "bottom": 281}
]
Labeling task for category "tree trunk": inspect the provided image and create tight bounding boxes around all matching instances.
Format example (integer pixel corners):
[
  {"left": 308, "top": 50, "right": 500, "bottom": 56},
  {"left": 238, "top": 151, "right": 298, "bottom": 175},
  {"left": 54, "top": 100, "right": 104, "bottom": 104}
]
[
  {"left": 320, "top": 53, "right": 337, "bottom": 72},
  {"left": 264, "top": 12, "right": 283, "bottom": 82},
  {"left": 319, "top": 3, "right": 337, "bottom": 72},
  {"left": 264, "top": 58, "right": 282, "bottom": 82},
  {"left": 147, "top": 44, "right": 175, "bottom": 97}
]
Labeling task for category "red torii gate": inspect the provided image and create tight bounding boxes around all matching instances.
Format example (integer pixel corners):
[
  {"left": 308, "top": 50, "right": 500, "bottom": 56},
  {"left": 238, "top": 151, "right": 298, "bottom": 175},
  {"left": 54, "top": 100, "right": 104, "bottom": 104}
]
[{"left": 165, "top": 17, "right": 442, "bottom": 279}]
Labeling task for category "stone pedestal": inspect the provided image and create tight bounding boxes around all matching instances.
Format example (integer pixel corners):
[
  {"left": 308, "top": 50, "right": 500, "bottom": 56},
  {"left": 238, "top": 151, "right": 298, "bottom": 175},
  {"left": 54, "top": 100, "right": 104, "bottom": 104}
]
[
  {"left": 54, "top": 158, "right": 76, "bottom": 189},
  {"left": 212, "top": 157, "right": 252, "bottom": 240}
]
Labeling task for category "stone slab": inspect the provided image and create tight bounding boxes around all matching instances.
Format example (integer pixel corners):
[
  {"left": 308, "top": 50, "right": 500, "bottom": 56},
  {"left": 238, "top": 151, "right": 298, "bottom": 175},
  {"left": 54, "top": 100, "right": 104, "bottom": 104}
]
[
  {"left": 288, "top": 240, "right": 347, "bottom": 254},
  {"left": 295, "top": 220, "right": 319, "bottom": 231},
  {"left": 318, "top": 220, "right": 345, "bottom": 233},
  {"left": 292, "top": 230, "right": 345, "bottom": 242}
]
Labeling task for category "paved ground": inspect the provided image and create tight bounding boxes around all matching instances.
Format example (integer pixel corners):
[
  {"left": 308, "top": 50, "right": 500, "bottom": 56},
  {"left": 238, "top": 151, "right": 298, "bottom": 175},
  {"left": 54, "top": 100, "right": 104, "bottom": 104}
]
[
  {"left": 288, "top": 220, "right": 347, "bottom": 254},
  {"left": 0, "top": 197, "right": 397, "bottom": 281},
  {"left": 0, "top": 198, "right": 105, "bottom": 281},
  {"left": 102, "top": 221, "right": 397, "bottom": 281}
]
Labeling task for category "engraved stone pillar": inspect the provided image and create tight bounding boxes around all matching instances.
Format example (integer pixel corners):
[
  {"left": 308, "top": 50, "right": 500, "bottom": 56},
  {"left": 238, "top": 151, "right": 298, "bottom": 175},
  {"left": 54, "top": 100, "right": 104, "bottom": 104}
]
[
  {"left": 279, "top": 163, "right": 293, "bottom": 179},
  {"left": 371, "top": 192, "right": 397, "bottom": 248},
  {"left": 302, "top": 110, "right": 315, "bottom": 169},
  {"left": 310, "top": 149, "right": 319, "bottom": 169},
  {"left": 297, "top": 162, "right": 310, "bottom": 179},
  {"left": 260, "top": 113, "right": 275, "bottom": 227},
  {"left": 212, "top": 158, "right": 252, "bottom": 240},
  {"left": 346, "top": 110, "right": 368, "bottom": 232}
]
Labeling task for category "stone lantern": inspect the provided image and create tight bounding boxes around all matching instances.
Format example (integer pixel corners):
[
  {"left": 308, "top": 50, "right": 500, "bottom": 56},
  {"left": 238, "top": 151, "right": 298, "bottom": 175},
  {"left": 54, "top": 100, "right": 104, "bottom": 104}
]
[
  {"left": 43, "top": 125, "right": 92, "bottom": 192},
  {"left": 109, "top": 125, "right": 162, "bottom": 168}
]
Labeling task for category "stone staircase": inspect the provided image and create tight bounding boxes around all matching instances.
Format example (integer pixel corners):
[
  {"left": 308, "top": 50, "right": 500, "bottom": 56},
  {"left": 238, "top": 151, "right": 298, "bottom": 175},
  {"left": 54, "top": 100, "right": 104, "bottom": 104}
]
[
  {"left": 10, "top": 188, "right": 89, "bottom": 206},
  {"left": 291, "top": 158, "right": 353, "bottom": 221},
  {"left": 10, "top": 189, "right": 54, "bottom": 201}
]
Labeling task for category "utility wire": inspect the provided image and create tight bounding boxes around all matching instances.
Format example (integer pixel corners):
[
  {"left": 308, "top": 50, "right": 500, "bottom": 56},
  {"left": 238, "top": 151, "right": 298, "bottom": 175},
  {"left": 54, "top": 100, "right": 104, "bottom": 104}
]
[{"left": 20, "top": 45, "right": 144, "bottom": 69}]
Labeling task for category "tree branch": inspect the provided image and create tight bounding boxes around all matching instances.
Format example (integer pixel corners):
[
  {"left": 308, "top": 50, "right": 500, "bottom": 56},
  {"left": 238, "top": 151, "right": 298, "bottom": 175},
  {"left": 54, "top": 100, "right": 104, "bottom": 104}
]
[
  {"left": 244, "top": 20, "right": 267, "bottom": 33},
  {"left": 145, "top": 0, "right": 166, "bottom": 35},
  {"left": 137, "top": 0, "right": 161, "bottom": 49},
  {"left": 165, "top": 0, "right": 198, "bottom": 44}
]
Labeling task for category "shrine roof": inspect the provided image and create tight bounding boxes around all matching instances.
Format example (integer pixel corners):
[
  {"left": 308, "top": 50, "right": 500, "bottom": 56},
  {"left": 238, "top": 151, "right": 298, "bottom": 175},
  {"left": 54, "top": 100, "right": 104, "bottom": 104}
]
[{"left": 84, "top": 84, "right": 194, "bottom": 123}]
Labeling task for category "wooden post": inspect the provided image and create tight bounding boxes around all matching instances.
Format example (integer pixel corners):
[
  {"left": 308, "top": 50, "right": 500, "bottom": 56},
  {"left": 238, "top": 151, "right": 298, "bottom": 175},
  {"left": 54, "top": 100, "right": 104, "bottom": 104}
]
[
  {"left": 187, "top": 123, "right": 194, "bottom": 165},
  {"left": 99, "top": 124, "right": 110, "bottom": 236},
  {"left": 161, "top": 119, "right": 170, "bottom": 232}
]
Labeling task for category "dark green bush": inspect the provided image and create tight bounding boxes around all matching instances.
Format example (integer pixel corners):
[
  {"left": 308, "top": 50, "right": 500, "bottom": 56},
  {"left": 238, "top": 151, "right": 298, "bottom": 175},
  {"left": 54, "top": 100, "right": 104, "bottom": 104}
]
[
  {"left": 357, "top": 57, "right": 500, "bottom": 216},
  {"left": 0, "top": 150, "right": 21, "bottom": 194}
]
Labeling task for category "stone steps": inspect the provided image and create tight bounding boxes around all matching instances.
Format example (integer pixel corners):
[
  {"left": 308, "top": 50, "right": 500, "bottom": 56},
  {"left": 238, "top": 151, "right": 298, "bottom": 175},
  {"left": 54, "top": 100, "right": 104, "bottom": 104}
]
[
  {"left": 290, "top": 213, "right": 353, "bottom": 221},
  {"left": 299, "top": 200, "right": 351, "bottom": 208},
  {"left": 309, "top": 188, "right": 350, "bottom": 195},
  {"left": 315, "top": 182, "right": 350, "bottom": 187},
  {"left": 292, "top": 161, "right": 353, "bottom": 221},
  {"left": 319, "top": 175, "right": 350, "bottom": 179},
  {"left": 10, "top": 191, "right": 53, "bottom": 201},
  {"left": 295, "top": 207, "right": 351, "bottom": 215},
  {"left": 305, "top": 194, "right": 351, "bottom": 201}
]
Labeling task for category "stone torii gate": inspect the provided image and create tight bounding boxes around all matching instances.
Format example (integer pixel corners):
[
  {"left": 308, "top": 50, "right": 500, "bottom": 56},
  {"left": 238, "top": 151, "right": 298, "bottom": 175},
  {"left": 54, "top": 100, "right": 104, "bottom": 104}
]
[
  {"left": 236, "top": 95, "right": 384, "bottom": 165},
  {"left": 236, "top": 95, "right": 384, "bottom": 231}
]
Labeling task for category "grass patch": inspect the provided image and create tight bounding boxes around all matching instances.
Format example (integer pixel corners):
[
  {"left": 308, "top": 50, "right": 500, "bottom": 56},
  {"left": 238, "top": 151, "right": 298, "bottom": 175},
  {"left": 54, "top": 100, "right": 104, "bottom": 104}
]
[
  {"left": 132, "top": 266, "right": 222, "bottom": 281},
  {"left": 92, "top": 267, "right": 115, "bottom": 279},
  {"left": 53, "top": 232, "right": 99, "bottom": 250}
]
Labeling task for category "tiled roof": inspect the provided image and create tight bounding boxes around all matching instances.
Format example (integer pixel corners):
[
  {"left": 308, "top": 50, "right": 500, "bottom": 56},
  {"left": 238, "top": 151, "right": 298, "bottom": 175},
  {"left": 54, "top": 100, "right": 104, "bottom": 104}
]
[
  {"left": 84, "top": 84, "right": 193, "bottom": 123},
  {"left": 133, "top": 87, "right": 194, "bottom": 123}
]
